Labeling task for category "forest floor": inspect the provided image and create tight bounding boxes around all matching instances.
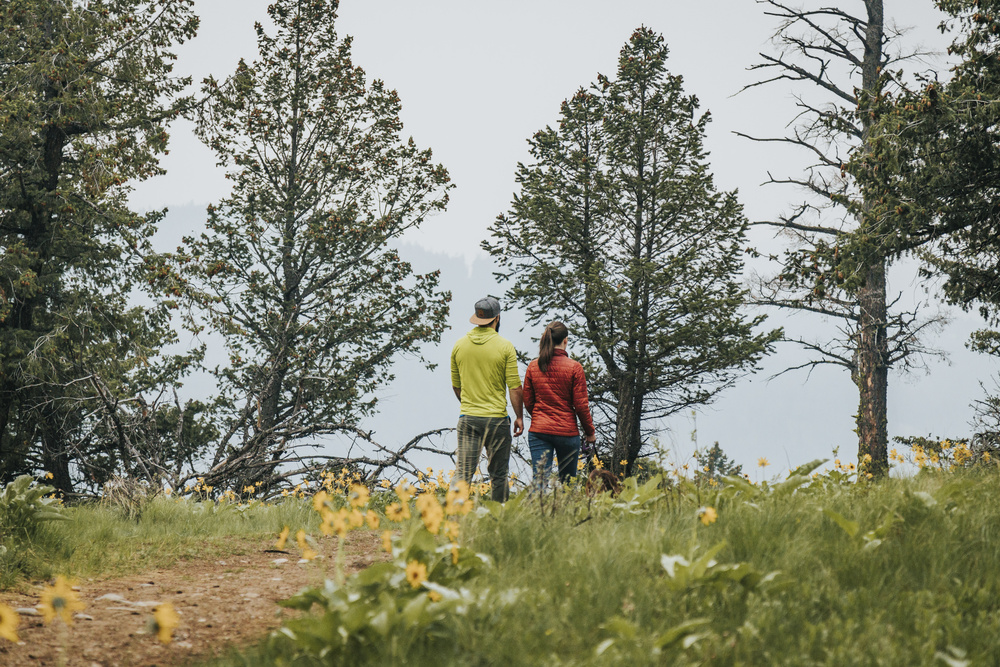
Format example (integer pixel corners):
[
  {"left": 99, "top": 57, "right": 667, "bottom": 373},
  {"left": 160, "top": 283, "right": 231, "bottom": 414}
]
[{"left": 0, "top": 530, "right": 384, "bottom": 666}]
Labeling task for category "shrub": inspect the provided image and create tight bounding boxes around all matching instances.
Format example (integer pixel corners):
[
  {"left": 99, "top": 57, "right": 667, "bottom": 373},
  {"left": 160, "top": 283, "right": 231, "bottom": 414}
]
[{"left": 0, "top": 475, "right": 68, "bottom": 540}]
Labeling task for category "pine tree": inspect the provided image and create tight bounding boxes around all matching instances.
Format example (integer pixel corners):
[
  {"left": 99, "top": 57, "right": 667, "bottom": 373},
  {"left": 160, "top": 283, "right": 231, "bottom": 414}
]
[
  {"left": 0, "top": 0, "right": 200, "bottom": 491},
  {"left": 695, "top": 442, "right": 743, "bottom": 482},
  {"left": 741, "top": 0, "right": 945, "bottom": 476},
  {"left": 185, "top": 0, "right": 452, "bottom": 490},
  {"left": 486, "top": 28, "right": 778, "bottom": 478}
]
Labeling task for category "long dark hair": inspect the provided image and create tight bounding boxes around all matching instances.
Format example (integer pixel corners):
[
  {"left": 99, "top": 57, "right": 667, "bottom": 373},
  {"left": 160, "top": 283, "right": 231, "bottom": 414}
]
[{"left": 538, "top": 321, "right": 569, "bottom": 373}]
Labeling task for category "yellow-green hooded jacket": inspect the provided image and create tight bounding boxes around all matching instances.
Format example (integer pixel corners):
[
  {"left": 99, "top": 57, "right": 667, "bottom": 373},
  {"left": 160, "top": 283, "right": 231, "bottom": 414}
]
[{"left": 450, "top": 327, "right": 521, "bottom": 418}]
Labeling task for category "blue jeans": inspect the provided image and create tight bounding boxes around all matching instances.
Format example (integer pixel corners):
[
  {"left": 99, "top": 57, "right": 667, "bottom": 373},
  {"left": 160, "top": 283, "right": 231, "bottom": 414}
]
[{"left": 528, "top": 432, "right": 581, "bottom": 487}]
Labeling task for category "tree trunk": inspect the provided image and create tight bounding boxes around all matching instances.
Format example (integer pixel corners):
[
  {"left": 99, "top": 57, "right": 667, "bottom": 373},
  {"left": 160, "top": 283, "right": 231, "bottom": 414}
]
[
  {"left": 855, "top": 259, "right": 889, "bottom": 476},
  {"left": 611, "top": 377, "right": 637, "bottom": 477},
  {"left": 41, "top": 415, "right": 73, "bottom": 494},
  {"left": 854, "top": 0, "right": 889, "bottom": 477}
]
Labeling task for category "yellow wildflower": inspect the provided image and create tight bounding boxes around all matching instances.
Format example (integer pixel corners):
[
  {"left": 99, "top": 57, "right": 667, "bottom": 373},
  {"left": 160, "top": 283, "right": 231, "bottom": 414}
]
[
  {"left": 445, "top": 481, "right": 472, "bottom": 516},
  {"left": 395, "top": 483, "right": 416, "bottom": 504},
  {"left": 153, "top": 603, "right": 179, "bottom": 644},
  {"left": 275, "top": 526, "right": 290, "bottom": 550},
  {"left": 380, "top": 479, "right": 392, "bottom": 488},
  {"left": 428, "top": 590, "right": 442, "bottom": 602},
  {"left": 405, "top": 560, "right": 428, "bottom": 589},
  {"left": 451, "top": 543, "right": 460, "bottom": 565},
  {"left": 386, "top": 502, "right": 410, "bottom": 522},
  {"left": 443, "top": 520, "right": 460, "bottom": 541},
  {"left": 44, "top": 472, "right": 54, "bottom": 480},
  {"left": 296, "top": 530, "right": 318, "bottom": 561},
  {"left": 698, "top": 506, "right": 718, "bottom": 526},
  {"left": 0, "top": 603, "right": 19, "bottom": 642},
  {"left": 39, "top": 575, "right": 85, "bottom": 625},
  {"left": 348, "top": 484, "right": 370, "bottom": 508},
  {"left": 422, "top": 505, "right": 444, "bottom": 535},
  {"left": 312, "top": 490, "right": 330, "bottom": 513},
  {"left": 382, "top": 530, "right": 394, "bottom": 553},
  {"left": 366, "top": 510, "right": 380, "bottom": 530},
  {"left": 757, "top": 457, "right": 770, "bottom": 468},
  {"left": 332, "top": 509, "right": 349, "bottom": 538},
  {"left": 416, "top": 493, "right": 444, "bottom": 534},
  {"left": 348, "top": 508, "right": 365, "bottom": 529}
]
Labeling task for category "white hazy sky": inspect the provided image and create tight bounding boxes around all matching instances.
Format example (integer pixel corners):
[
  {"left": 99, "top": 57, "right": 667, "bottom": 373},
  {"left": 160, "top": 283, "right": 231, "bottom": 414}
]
[{"left": 131, "top": 1, "right": 999, "bottom": 474}]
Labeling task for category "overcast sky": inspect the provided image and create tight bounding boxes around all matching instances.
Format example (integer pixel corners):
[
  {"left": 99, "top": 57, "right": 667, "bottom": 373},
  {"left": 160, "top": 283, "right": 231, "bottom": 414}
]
[{"left": 130, "top": 0, "right": 999, "bottom": 476}]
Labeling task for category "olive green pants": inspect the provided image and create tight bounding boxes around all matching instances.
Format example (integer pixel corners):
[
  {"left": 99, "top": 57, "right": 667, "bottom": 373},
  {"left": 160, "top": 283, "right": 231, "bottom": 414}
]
[{"left": 456, "top": 415, "right": 510, "bottom": 502}]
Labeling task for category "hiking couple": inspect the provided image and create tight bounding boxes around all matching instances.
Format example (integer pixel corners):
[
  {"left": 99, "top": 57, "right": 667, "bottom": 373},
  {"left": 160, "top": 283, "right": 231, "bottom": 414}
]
[{"left": 450, "top": 296, "right": 596, "bottom": 501}]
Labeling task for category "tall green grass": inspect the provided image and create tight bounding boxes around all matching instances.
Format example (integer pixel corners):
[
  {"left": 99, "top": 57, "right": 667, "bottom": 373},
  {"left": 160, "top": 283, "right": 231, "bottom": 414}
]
[
  {"left": 0, "top": 496, "right": 317, "bottom": 588},
  {"left": 221, "top": 468, "right": 1000, "bottom": 665}
]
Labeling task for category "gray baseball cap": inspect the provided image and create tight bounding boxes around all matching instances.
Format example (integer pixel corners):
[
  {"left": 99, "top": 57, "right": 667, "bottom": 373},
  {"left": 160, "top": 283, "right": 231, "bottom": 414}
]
[{"left": 469, "top": 296, "right": 501, "bottom": 325}]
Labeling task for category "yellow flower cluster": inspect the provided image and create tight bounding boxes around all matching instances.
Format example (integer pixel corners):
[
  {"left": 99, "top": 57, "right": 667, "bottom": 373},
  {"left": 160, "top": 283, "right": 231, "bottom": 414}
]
[
  {"left": 698, "top": 506, "right": 718, "bottom": 526},
  {"left": 832, "top": 459, "right": 858, "bottom": 473},
  {"left": 39, "top": 575, "right": 85, "bottom": 625},
  {"left": 153, "top": 603, "right": 179, "bottom": 644},
  {"left": 311, "top": 483, "right": 373, "bottom": 542},
  {"left": 0, "top": 603, "right": 19, "bottom": 643},
  {"left": 183, "top": 477, "right": 214, "bottom": 496},
  {"left": 2, "top": 578, "right": 181, "bottom": 647}
]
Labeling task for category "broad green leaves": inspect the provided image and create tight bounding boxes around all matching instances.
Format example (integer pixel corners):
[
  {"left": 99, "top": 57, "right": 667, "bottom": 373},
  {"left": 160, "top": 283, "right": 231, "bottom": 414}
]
[{"left": 0, "top": 475, "right": 68, "bottom": 540}]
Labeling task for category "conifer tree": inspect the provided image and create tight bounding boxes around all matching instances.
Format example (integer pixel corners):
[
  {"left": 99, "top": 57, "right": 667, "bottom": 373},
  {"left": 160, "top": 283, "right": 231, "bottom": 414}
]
[
  {"left": 850, "top": 0, "right": 1000, "bottom": 351},
  {"left": 742, "top": 0, "right": 945, "bottom": 476},
  {"left": 186, "top": 0, "right": 452, "bottom": 489},
  {"left": 486, "top": 28, "right": 778, "bottom": 478},
  {"left": 0, "top": 0, "right": 200, "bottom": 491}
]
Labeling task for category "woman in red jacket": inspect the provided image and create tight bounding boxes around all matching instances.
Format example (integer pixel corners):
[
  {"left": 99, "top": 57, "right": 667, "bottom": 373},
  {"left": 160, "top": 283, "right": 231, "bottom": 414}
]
[{"left": 522, "top": 321, "right": 596, "bottom": 487}]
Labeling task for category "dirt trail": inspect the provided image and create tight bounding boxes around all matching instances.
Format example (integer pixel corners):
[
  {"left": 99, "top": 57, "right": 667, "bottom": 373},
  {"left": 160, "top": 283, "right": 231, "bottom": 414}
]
[{"left": 0, "top": 531, "right": 383, "bottom": 666}]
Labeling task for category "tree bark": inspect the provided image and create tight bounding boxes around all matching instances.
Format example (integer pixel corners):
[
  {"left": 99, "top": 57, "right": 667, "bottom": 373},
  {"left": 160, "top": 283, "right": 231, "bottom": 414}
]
[
  {"left": 855, "top": 258, "right": 889, "bottom": 475},
  {"left": 854, "top": 0, "right": 890, "bottom": 476}
]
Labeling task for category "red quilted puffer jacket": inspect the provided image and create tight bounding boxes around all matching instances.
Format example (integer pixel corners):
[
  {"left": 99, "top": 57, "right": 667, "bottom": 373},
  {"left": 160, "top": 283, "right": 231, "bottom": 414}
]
[{"left": 523, "top": 349, "right": 596, "bottom": 437}]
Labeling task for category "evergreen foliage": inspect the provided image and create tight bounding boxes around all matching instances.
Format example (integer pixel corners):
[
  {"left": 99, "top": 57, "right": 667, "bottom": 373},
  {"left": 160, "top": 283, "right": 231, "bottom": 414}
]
[
  {"left": 742, "top": 0, "right": 946, "bottom": 476},
  {"left": 848, "top": 0, "right": 1000, "bottom": 337},
  {"left": 486, "top": 28, "right": 778, "bottom": 478},
  {"left": 0, "top": 0, "right": 202, "bottom": 492},
  {"left": 182, "top": 0, "right": 452, "bottom": 491},
  {"left": 695, "top": 442, "right": 743, "bottom": 481}
]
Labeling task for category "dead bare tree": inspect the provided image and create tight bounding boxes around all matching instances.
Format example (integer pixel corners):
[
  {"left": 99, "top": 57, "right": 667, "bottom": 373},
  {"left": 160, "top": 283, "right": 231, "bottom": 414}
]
[{"left": 741, "top": 0, "right": 946, "bottom": 475}]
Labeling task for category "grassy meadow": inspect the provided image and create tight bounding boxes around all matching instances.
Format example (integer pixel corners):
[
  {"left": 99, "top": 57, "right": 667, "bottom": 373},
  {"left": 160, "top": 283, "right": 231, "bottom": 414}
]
[
  {"left": 0, "top": 490, "right": 318, "bottom": 590},
  {"left": 4, "top": 462, "right": 1000, "bottom": 665},
  {"left": 218, "top": 463, "right": 1000, "bottom": 666}
]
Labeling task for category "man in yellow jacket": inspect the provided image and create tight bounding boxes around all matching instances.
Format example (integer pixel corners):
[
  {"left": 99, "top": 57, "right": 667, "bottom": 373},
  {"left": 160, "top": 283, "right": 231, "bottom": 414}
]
[{"left": 450, "top": 296, "right": 524, "bottom": 502}]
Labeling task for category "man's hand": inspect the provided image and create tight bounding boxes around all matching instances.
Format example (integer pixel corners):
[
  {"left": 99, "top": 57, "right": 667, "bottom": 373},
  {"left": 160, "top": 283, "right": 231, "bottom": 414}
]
[
  {"left": 453, "top": 386, "right": 461, "bottom": 402},
  {"left": 585, "top": 433, "right": 596, "bottom": 444},
  {"left": 508, "top": 386, "right": 524, "bottom": 437}
]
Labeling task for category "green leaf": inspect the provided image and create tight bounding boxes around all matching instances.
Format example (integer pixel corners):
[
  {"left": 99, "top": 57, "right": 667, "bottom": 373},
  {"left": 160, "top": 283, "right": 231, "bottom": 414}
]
[
  {"left": 822, "top": 508, "right": 860, "bottom": 538},
  {"left": 654, "top": 619, "right": 711, "bottom": 650}
]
